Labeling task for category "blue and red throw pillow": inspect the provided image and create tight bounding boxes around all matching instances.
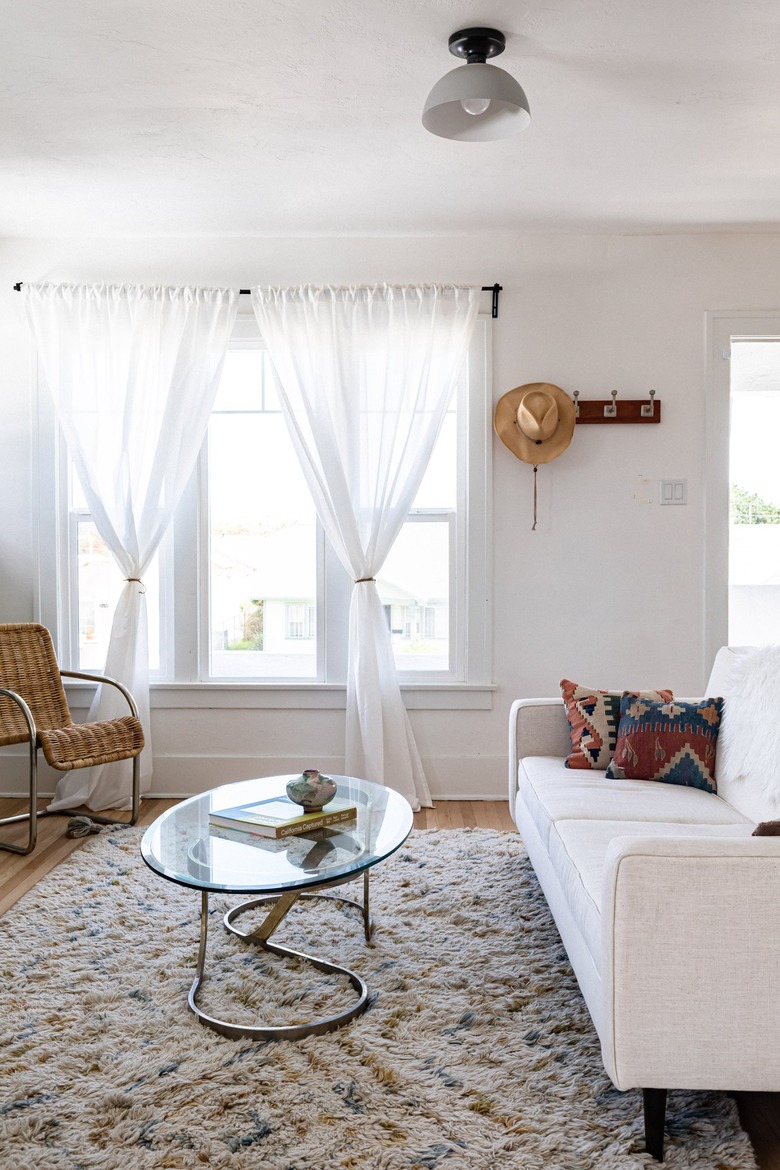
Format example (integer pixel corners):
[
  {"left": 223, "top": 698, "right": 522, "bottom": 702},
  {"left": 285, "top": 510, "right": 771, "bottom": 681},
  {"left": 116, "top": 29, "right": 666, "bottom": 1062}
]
[
  {"left": 560, "top": 679, "right": 673, "bottom": 770},
  {"left": 605, "top": 695, "right": 723, "bottom": 792}
]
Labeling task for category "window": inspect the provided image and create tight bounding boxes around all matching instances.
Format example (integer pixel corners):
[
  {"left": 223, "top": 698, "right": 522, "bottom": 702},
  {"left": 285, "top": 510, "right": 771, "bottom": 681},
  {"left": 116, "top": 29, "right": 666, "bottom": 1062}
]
[
  {"left": 40, "top": 312, "right": 492, "bottom": 695},
  {"left": 205, "top": 341, "right": 318, "bottom": 679},
  {"left": 285, "top": 603, "right": 316, "bottom": 641}
]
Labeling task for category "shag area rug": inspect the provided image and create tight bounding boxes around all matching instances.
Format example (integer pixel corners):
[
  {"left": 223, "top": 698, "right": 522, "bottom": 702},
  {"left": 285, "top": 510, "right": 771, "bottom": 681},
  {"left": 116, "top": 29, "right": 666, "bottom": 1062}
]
[{"left": 0, "top": 828, "right": 757, "bottom": 1170}]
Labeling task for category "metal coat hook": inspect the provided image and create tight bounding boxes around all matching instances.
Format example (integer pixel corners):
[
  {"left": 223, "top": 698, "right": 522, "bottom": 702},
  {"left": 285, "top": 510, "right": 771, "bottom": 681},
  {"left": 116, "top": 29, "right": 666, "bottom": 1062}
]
[
  {"left": 572, "top": 390, "right": 580, "bottom": 418},
  {"left": 604, "top": 390, "right": 618, "bottom": 418},
  {"left": 641, "top": 389, "right": 656, "bottom": 418}
]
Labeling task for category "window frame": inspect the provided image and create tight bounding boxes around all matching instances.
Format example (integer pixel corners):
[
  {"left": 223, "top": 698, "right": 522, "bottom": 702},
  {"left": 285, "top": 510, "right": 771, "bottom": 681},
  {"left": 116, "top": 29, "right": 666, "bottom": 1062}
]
[{"left": 36, "top": 310, "right": 494, "bottom": 710}]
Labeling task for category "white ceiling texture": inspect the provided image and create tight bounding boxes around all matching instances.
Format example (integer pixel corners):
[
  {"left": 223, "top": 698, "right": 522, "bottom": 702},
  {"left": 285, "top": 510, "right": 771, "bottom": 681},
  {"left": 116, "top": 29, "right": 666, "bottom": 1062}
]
[{"left": 1, "top": 0, "right": 779, "bottom": 237}]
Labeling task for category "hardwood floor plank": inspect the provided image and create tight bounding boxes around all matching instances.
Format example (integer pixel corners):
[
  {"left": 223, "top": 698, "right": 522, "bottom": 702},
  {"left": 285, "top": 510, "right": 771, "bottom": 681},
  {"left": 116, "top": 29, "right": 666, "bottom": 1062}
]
[
  {"left": 460, "top": 801, "right": 478, "bottom": 829},
  {"left": 434, "top": 800, "right": 464, "bottom": 829},
  {"left": 472, "top": 800, "right": 515, "bottom": 831},
  {"left": 500, "top": 804, "right": 519, "bottom": 833}
]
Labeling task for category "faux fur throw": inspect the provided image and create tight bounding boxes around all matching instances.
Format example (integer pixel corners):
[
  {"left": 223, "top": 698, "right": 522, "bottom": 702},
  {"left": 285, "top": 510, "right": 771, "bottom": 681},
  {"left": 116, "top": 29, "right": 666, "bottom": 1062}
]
[
  {"left": 753, "top": 820, "right": 780, "bottom": 836},
  {"left": 716, "top": 645, "right": 780, "bottom": 815}
]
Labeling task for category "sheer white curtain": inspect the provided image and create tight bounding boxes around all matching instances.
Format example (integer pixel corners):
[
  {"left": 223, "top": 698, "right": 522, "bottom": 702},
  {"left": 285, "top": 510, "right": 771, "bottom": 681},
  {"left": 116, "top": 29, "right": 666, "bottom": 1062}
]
[
  {"left": 251, "top": 284, "right": 480, "bottom": 810},
  {"left": 24, "top": 283, "right": 238, "bottom": 810}
]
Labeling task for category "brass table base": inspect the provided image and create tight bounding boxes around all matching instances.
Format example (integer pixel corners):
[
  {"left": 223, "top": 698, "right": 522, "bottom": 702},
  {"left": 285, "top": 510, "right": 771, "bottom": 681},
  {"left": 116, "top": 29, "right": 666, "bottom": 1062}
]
[{"left": 188, "top": 870, "right": 372, "bottom": 1041}]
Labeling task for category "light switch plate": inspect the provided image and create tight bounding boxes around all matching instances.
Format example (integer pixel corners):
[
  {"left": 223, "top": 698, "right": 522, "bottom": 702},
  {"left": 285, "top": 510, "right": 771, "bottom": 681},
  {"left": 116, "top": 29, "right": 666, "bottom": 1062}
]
[{"left": 660, "top": 478, "right": 687, "bottom": 505}]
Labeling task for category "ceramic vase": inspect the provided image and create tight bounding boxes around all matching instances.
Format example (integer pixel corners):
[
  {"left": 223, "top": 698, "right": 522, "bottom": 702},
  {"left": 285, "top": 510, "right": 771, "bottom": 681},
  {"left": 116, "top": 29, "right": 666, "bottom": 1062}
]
[{"left": 286, "top": 769, "right": 337, "bottom": 810}]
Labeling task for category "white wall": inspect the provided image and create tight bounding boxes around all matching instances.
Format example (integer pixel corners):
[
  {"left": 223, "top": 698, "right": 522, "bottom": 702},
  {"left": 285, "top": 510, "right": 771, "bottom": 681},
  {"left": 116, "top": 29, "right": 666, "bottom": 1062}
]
[{"left": 1, "top": 231, "right": 779, "bottom": 801}]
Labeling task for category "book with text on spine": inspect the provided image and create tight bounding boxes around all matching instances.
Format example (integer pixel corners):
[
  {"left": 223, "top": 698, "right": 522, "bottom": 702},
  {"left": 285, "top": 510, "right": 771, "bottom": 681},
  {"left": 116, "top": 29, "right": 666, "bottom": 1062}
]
[{"left": 208, "top": 795, "right": 357, "bottom": 840}]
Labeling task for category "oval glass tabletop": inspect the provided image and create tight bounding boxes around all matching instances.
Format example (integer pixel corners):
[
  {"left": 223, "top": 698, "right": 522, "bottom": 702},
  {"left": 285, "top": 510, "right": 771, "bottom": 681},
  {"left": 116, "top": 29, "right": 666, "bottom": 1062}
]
[{"left": 140, "top": 774, "right": 414, "bottom": 895}]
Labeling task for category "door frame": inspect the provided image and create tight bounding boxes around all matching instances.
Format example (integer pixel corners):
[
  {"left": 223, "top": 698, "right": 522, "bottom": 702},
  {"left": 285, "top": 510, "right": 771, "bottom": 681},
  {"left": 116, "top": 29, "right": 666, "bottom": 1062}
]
[{"left": 705, "top": 310, "right": 780, "bottom": 671}]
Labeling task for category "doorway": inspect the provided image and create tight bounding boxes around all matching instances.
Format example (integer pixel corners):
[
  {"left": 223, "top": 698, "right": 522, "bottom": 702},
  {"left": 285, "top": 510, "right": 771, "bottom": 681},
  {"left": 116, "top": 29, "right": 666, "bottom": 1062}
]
[{"left": 728, "top": 338, "right": 780, "bottom": 645}]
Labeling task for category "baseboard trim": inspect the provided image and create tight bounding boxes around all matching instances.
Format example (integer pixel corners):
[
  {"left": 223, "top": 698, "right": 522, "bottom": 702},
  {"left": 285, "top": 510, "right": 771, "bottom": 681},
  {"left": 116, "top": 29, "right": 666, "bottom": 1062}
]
[{"left": 0, "top": 751, "right": 506, "bottom": 802}]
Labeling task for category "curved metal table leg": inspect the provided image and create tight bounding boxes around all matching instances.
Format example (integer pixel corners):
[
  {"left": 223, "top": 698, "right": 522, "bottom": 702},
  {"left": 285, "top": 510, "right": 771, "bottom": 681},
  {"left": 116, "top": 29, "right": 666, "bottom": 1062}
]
[{"left": 187, "top": 876, "right": 373, "bottom": 1042}]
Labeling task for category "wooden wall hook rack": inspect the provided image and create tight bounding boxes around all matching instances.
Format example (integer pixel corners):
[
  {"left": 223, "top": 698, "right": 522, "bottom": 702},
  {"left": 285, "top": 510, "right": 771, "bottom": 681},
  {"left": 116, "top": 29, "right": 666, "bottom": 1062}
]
[{"left": 572, "top": 389, "right": 660, "bottom": 424}]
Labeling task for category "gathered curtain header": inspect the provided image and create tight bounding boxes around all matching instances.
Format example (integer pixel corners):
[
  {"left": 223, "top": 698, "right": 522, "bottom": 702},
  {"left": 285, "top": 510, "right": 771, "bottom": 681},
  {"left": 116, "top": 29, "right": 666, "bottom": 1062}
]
[{"left": 22, "top": 281, "right": 481, "bottom": 298}]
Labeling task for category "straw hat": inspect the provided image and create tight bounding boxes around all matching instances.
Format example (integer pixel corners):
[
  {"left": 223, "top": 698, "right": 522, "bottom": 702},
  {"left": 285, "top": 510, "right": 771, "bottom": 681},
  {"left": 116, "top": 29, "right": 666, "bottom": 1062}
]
[{"left": 494, "top": 382, "right": 576, "bottom": 465}]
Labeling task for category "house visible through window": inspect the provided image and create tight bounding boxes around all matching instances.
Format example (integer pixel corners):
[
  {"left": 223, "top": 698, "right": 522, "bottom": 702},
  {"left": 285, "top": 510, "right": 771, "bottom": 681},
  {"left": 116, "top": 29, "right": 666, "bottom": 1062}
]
[
  {"left": 285, "top": 603, "right": 316, "bottom": 640},
  {"left": 45, "top": 313, "right": 491, "bottom": 689}
]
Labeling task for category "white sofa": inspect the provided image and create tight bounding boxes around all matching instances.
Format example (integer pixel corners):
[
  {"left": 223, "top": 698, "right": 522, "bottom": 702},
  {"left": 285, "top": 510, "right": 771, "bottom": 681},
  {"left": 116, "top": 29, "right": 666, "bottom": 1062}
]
[{"left": 508, "top": 647, "right": 780, "bottom": 1161}]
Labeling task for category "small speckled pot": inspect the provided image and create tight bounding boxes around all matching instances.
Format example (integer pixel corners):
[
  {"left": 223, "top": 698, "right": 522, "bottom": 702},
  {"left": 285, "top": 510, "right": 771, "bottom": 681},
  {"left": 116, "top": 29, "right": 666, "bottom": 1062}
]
[{"left": 285, "top": 769, "right": 338, "bottom": 810}]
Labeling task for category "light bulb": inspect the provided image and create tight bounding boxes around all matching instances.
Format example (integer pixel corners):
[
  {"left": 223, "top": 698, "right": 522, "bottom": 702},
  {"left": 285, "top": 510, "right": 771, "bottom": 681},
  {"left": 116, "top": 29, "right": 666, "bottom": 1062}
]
[{"left": 460, "top": 97, "right": 491, "bottom": 117}]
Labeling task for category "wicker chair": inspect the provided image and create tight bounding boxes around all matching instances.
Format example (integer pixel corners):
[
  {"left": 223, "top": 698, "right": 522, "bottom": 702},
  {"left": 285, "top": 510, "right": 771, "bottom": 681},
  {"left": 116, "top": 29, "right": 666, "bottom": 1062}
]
[{"left": 0, "top": 623, "right": 145, "bottom": 855}]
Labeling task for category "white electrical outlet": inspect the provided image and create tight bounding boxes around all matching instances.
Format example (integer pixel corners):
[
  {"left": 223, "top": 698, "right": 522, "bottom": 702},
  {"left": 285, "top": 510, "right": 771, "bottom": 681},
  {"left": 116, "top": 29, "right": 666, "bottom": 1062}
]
[{"left": 660, "top": 479, "right": 687, "bottom": 505}]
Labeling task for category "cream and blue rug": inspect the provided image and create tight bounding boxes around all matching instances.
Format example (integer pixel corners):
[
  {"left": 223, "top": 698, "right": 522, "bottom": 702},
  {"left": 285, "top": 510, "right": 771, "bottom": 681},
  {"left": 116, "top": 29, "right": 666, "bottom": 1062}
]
[{"left": 0, "top": 828, "right": 758, "bottom": 1169}]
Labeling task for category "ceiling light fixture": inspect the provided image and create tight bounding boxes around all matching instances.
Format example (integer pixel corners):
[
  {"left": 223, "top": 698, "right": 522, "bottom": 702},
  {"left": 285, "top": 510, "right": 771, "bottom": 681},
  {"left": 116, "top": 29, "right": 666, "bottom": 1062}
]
[{"left": 422, "top": 27, "right": 530, "bottom": 142}]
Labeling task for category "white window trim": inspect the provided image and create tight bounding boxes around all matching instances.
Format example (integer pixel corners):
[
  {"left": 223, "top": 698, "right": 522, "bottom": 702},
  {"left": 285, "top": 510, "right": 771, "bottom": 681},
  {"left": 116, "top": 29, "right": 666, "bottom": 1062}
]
[
  {"left": 35, "top": 311, "right": 494, "bottom": 710},
  {"left": 704, "top": 309, "right": 780, "bottom": 674}
]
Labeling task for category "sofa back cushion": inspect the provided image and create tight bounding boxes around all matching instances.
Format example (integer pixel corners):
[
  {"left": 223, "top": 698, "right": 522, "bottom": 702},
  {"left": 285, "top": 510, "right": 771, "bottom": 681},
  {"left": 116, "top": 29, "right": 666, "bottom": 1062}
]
[
  {"left": 705, "top": 646, "right": 755, "bottom": 698},
  {"left": 711, "top": 645, "right": 780, "bottom": 824}
]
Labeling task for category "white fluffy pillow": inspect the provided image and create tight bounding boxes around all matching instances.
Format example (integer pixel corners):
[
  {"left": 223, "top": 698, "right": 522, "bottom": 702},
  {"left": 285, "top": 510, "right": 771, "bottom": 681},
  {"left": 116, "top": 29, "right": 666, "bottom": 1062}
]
[{"left": 716, "top": 645, "right": 780, "bottom": 822}]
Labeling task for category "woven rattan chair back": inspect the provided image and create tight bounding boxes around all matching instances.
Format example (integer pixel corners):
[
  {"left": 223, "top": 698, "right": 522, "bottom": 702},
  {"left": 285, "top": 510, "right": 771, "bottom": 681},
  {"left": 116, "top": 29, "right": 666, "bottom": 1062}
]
[{"left": 0, "top": 623, "right": 72, "bottom": 746}]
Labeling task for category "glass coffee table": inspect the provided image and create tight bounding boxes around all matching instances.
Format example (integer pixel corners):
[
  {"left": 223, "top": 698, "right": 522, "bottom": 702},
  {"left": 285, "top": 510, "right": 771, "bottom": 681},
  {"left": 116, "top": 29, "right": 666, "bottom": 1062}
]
[{"left": 140, "top": 774, "right": 413, "bottom": 1042}]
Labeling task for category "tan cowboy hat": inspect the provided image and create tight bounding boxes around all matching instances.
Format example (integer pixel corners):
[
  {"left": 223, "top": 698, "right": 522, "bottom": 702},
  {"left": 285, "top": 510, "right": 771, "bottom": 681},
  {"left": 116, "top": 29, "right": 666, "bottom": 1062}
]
[{"left": 494, "top": 382, "right": 576, "bottom": 465}]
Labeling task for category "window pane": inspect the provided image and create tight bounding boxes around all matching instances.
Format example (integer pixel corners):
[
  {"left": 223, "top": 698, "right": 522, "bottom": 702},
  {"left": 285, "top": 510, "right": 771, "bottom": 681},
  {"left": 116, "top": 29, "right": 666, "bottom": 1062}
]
[
  {"left": 213, "top": 348, "right": 270, "bottom": 412},
  {"left": 413, "top": 407, "right": 456, "bottom": 509},
  {"left": 208, "top": 350, "right": 317, "bottom": 679},
  {"left": 378, "top": 520, "right": 449, "bottom": 671},
  {"left": 76, "top": 520, "right": 160, "bottom": 672}
]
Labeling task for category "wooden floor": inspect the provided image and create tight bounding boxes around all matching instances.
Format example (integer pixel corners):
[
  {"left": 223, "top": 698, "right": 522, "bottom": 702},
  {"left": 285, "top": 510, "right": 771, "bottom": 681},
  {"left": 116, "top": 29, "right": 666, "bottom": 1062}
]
[{"left": 0, "top": 796, "right": 777, "bottom": 1169}]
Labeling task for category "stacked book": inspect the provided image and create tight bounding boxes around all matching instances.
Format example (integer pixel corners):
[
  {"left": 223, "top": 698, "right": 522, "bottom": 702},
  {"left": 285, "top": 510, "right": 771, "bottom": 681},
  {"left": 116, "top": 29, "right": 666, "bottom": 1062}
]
[{"left": 208, "top": 794, "right": 357, "bottom": 840}]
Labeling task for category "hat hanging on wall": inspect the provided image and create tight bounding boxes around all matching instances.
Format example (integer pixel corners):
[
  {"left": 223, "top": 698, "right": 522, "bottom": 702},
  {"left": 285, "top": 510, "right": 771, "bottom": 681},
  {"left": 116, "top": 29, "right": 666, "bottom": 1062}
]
[{"left": 494, "top": 383, "right": 576, "bottom": 529}]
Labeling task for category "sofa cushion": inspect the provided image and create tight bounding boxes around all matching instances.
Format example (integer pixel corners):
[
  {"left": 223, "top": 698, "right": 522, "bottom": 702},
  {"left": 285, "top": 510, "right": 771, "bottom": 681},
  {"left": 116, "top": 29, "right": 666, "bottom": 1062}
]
[
  {"left": 517, "top": 756, "right": 750, "bottom": 849},
  {"left": 715, "top": 645, "right": 780, "bottom": 824},
  {"left": 705, "top": 645, "right": 755, "bottom": 698},
  {"left": 605, "top": 696, "right": 723, "bottom": 793},
  {"left": 560, "top": 679, "right": 673, "bottom": 770},
  {"left": 547, "top": 818, "right": 755, "bottom": 968}
]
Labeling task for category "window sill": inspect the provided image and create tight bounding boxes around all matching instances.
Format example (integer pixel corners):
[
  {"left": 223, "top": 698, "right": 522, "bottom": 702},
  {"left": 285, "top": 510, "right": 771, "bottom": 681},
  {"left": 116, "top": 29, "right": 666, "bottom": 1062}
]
[{"left": 64, "top": 680, "right": 495, "bottom": 711}]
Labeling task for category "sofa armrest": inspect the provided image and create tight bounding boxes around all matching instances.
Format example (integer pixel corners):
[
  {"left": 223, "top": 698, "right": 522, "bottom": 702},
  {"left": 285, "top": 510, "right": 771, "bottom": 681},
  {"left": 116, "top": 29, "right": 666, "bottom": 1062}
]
[
  {"left": 601, "top": 833, "right": 780, "bottom": 1091},
  {"left": 508, "top": 698, "right": 569, "bottom": 818}
]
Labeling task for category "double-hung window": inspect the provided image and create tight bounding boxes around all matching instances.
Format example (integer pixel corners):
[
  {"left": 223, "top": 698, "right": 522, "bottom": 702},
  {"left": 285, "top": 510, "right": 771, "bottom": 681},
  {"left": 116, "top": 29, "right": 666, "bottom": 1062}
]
[{"left": 39, "top": 312, "right": 491, "bottom": 695}]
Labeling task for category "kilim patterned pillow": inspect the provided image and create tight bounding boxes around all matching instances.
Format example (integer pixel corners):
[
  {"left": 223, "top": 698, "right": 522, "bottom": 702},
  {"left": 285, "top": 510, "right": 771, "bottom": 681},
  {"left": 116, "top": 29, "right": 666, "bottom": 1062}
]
[
  {"left": 560, "top": 680, "right": 673, "bottom": 770},
  {"left": 605, "top": 695, "right": 724, "bottom": 792}
]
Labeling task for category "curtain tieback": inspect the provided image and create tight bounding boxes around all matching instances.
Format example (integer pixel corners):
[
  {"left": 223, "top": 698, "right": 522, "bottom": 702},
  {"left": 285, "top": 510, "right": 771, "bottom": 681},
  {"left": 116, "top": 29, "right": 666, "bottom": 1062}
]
[
  {"left": 354, "top": 577, "right": 376, "bottom": 583},
  {"left": 125, "top": 577, "right": 147, "bottom": 594}
]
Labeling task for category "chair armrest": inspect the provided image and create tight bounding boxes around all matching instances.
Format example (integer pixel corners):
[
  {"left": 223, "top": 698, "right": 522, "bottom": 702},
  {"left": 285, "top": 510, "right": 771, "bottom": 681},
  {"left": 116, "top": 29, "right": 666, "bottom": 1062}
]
[
  {"left": 60, "top": 670, "right": 140, "bottom": 720},
  {"left": 601, "top": 833, "right": 780, "bottom": 1091},
  {"left": 0, "top": 686, "right": 37, "bottom": 743},
  {"left": 508, "top": 698, "right": 569, "bottom": 816}
]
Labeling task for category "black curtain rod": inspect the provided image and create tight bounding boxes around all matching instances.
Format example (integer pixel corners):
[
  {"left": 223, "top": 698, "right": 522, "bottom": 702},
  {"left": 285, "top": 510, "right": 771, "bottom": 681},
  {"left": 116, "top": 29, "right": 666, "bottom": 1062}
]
[{"left": 13, "top": 282, "right": 502, "bottom": 317}]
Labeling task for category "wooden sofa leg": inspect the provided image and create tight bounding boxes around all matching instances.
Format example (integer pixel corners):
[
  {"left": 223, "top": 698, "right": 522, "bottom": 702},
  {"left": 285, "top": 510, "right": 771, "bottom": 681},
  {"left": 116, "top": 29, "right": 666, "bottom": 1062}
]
[{"left": 643, "top": 1088, "right": 667, "bottom": 1161}]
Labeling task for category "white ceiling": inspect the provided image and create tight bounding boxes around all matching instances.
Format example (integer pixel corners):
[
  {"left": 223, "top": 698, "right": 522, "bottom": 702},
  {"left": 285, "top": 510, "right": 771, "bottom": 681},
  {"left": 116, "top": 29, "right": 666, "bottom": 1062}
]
[{"left": 2, "top": 0, "right": 780, "bottom": 237}]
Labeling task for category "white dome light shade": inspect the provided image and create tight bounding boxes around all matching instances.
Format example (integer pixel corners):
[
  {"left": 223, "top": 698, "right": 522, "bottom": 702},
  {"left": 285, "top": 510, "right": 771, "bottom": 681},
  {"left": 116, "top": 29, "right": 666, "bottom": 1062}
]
[{"left": 422, "top": 62, "right": 530, "bottom": 141}]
